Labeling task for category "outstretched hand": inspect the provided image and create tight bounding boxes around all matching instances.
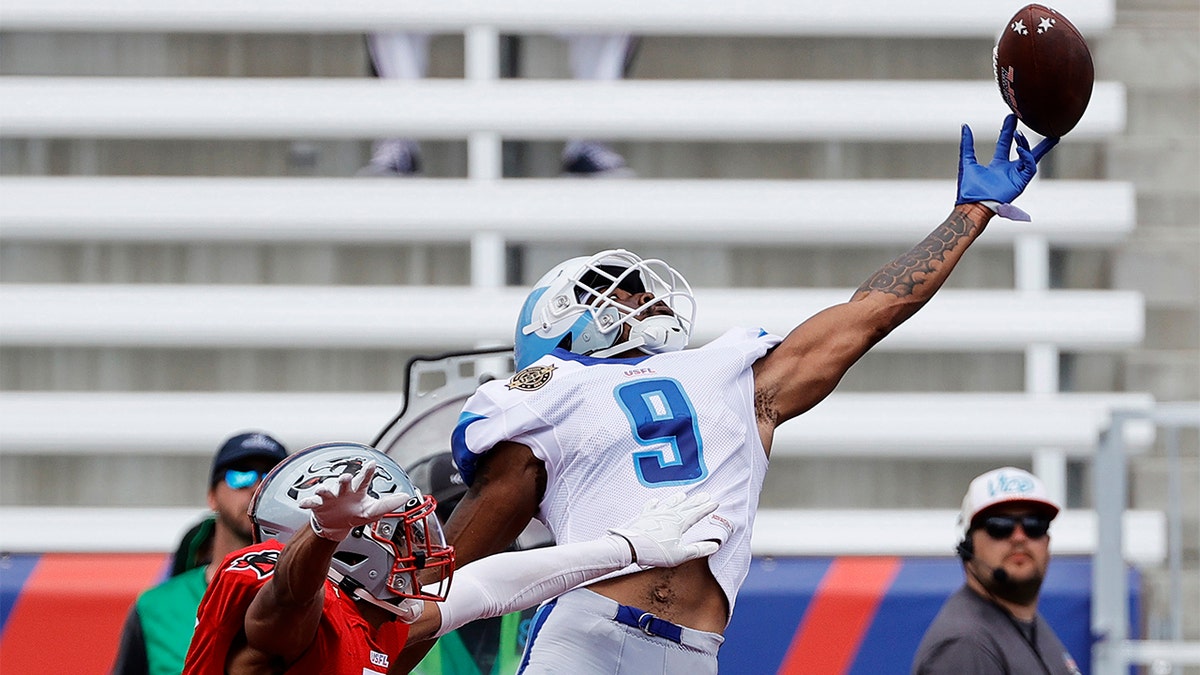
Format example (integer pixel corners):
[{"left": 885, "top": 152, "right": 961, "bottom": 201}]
[
  {"left": 956, "top": 114, "right": 1058, "bottom": 221},
  {"left": 298, "top": 460, "right": 412, "bottom": 542},
  {"left": 608, "top": 492, "right": 720, "bottom": 568}
]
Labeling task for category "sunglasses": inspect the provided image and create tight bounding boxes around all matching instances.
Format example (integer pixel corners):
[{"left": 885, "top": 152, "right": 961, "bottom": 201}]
[
  {"left": 224, "top": 468, "right": 265, "bottom": 490},
  {"left": 979, "top": 514, "right": 1051, "bottom": 540}
]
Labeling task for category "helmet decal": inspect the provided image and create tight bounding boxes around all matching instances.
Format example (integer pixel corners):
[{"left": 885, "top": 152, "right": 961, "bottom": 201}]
[
  {"left": 249, "top": 442, "right": 455, "bottom": 613},
  {"left": 286, "top": 456, "right": 397, "bottom": 501}
]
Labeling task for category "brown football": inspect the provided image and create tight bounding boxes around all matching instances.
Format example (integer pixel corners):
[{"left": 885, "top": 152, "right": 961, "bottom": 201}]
[{"left": 994, "top": 4, "right": 1094, "bottom": 137}]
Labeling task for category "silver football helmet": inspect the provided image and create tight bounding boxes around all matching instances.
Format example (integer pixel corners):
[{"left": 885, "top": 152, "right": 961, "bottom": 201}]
[
  {"left": 249, "top": 442, "right": 454, "bottom": 614},
  {"left": 514, "top": 249, "right": 696, "bottom": 370}
]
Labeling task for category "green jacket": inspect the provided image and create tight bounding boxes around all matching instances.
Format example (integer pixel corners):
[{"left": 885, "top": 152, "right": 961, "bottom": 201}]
[{"left": 111, "top": 566, "right": 207, "bottom": 675}]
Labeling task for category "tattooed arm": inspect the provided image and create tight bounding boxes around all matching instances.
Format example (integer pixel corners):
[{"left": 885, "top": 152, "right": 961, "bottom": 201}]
[
  {"left": 751, "top": 203, "right": 994, "bottom": 450},
  {"left": 750, "top": 116, "right": 1056, "bottom": 450}
]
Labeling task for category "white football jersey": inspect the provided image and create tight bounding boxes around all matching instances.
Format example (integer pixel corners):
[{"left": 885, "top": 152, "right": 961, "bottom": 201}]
[{"left": 452, "top": 327, "right": 781, "bottom": 618}]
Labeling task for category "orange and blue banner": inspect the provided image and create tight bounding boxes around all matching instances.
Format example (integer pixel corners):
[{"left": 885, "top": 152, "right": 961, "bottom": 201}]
[
  {"left": 721, "top": 555, "right": 1136, "bottom": 674},
  {"left": 0, "top": 553, "right": 1132, "bottom": 674}
]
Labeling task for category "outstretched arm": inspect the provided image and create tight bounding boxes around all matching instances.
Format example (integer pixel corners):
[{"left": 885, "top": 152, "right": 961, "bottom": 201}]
[
  {"left": 405, "top": 492, "right": 720, "bottom": 643},
  {"left": 389, "top": 442, "right": 546, "bottom": 674},
  {"left": 242, "top": 525, "right": 338, "bottom": 664},
  {"left": 753, "top": 116, "right": 1057, "bottom": 441}
]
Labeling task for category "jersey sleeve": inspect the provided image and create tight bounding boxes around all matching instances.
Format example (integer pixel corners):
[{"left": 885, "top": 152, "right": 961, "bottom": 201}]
[
  {"left": 704, "top": 327, "right": 782, "bottom": 365},
  {"left": 450, "top": 383, "right": 548, "bottom": 486},
  {"left": 182, "top": 545, "right": 279, "bottom": 675}
]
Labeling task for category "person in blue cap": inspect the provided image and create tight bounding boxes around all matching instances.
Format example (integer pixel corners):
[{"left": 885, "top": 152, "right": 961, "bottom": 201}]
[{"left": 111, "top": 431, "right": 289, "bottom": 675}]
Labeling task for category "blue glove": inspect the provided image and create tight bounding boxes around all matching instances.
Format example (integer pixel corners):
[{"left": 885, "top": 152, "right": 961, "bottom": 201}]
[{"left": 956, "top": 114, "right": 1058, "bottom": 221}]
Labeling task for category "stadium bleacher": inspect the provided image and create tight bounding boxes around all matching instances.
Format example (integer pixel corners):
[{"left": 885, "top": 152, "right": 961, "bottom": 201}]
[
  {"left": 0, "top": 0, "right": 1142, "bottom": 574},
  {"left": 1, "top": 1, "right": 1182, "bottom": 673}
]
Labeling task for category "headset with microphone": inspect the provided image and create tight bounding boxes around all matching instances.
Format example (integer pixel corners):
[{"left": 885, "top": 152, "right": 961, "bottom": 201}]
[
  {"left": 956, "top": 538, "right": 1010, "bottom": 584},
  {"left": 956, "top": 533, "right": 1057, "bottom": 675}
]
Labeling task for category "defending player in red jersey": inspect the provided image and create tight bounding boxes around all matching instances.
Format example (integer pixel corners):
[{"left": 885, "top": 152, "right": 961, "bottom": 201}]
[{"left": 183, "top": 442, "right": 718, "bottom": 675}]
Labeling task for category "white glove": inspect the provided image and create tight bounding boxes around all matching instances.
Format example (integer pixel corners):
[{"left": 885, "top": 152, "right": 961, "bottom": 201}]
[
  {"left": 608, "top": 492, "right": 720, "bottom": 568},
  {"left": 298, "top": 459, "right": 413, "bottom": 542}
]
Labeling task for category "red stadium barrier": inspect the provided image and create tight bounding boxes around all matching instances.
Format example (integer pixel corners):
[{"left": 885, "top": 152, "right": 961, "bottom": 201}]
[{"left": 0, "top": 553, "right": 169, "bottom": 674}]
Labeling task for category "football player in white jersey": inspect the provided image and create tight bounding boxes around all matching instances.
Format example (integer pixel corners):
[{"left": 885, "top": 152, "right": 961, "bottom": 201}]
[{"left": 440, "top": 116, "right": 1058, "bottom": 674}]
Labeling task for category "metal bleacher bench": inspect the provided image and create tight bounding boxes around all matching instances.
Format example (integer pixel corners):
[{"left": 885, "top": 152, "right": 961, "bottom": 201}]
[
  {"left": 0, "top": 506, "right": 1166, "bottom": 566},
  {"left": 0, "top": 386, "right": 1160, "bottom": 561},
  {"left": 0, "top": 390, "right": 1155, "bottom": 459},
  {"left": 0, "top": 178, "right": 1135, "bottom": 245},
  {"left": 0, "top": 285, "right": 1144, "bottom": 351},
  {"left": 0, "top": 78, "right": 1125, "bottom": 144},
  {"left": 0, "top": 0, "right": 1116, "bottom": 36},
  {"left": 0, "top": 0, "right": 1124, "bottom": 158}
]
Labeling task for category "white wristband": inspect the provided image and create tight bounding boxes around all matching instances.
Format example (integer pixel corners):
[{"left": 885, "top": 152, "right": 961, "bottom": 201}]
[
  {"left": 310, "top": 512, "right": 349, "bottom": 542},
  {"left": 976, "top": 200, "right": 1031, "bottom": 222}
]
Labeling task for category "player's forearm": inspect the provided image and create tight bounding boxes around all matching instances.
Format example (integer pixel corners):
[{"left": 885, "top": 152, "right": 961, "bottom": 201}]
[
  {"left": 267, "top": 525, "right": 339, "bottom": 606},
  {"left": 430, "top": 535, "right": 632, "bottom": 638},
  {"left": 244, "top": 526, "right": 336, "bottom": 655},
  {"left": 850, "top": 203, "right": 992, "bottom": 324}
]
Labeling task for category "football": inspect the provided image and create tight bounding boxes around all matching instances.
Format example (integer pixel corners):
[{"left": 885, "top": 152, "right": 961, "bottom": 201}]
[{"left": 993, "top": 4, "right": 1094, "bottom": 137}]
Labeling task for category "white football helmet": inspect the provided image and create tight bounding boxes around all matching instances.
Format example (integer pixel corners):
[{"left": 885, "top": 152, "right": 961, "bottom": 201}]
[
  {"left": 250, "top": 442, "right": 454, "bottom": 615},
  {"left": 514, "top": 249, "right": 696, "bottom": 369}
]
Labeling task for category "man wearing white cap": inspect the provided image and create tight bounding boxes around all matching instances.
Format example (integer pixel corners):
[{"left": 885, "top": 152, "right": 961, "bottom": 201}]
[{"left": 911, "top": 467, "right": 1082, "bottom": 675}]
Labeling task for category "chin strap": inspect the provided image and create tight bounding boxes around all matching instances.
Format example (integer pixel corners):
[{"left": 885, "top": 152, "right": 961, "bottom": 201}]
[
  {"left": 587, "top": 315, "right": 688, "bottom": 359},
  {"left": 326, "top": 568, "right": 425, "bottom": 623},
  {"left": 633, "top": 315, "right": 689, "bottom": 353},
  {"left": 589, "top": 342, "right": 640, "bottom": 359}
]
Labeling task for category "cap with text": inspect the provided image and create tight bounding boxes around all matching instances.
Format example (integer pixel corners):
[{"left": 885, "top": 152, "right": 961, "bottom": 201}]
[
  {"left": 957, "top": 466, "right": 1061, "bottom": 540},
  {"left": 209, "top": 431, "right": 288, "bottom": 486}
]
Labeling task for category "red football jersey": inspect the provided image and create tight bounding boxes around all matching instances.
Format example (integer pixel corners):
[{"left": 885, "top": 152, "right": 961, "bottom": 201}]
[{"left": 183, "top": 540, "right": 410, "bottom": 675}]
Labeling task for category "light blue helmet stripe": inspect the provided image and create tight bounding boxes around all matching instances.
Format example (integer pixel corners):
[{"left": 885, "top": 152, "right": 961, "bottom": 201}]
[
  {"left": 515, "top": 312, "right": 593, "bottom": 370},
  {"left": 515, "top": 287, "right": 558, "bottom": 370}
]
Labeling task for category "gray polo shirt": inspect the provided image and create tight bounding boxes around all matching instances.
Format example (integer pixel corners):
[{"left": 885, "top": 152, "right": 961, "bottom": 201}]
[{"left": 911, "top": 586, "right": 1082, "bottom": 675}]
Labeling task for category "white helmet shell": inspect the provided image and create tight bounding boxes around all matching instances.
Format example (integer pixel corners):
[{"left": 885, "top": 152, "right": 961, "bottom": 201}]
[
  {"left": 249, "top": 442, "right": 454, "bottom": 613},
  {"left": 513, "top": 249, "right": 695, "bottom": 369}
]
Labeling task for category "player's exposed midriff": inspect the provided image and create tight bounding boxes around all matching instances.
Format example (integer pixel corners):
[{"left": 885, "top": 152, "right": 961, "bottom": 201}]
[{"left": 587, "top": 556, "right": 729, "bottom": 634}]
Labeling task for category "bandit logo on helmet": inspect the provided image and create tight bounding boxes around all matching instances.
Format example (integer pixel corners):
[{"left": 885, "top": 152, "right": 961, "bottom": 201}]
[{"left": 286, "top": 457, "right": 397, "bottom": 500}]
